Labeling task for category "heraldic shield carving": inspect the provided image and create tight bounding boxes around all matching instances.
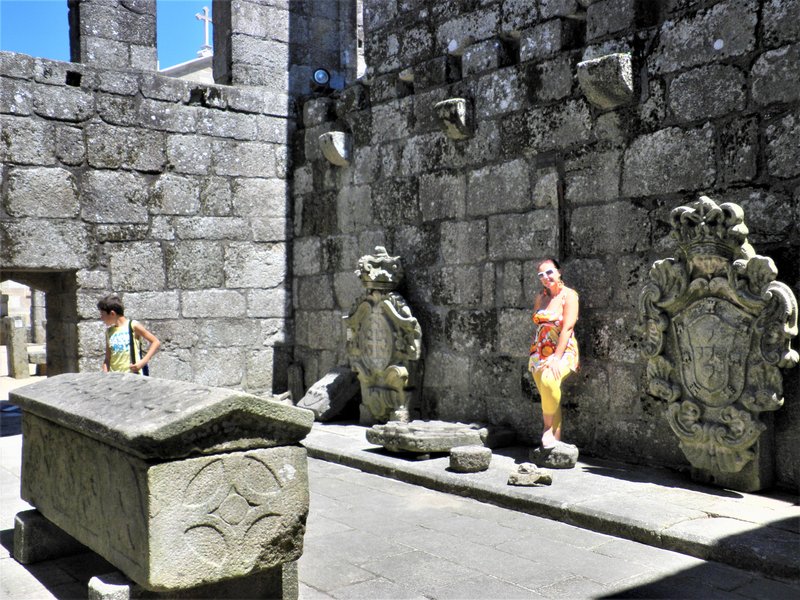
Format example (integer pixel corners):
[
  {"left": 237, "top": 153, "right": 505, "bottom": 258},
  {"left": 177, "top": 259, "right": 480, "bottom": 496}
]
[
  {"left": 639, "top": 196, "right": 798, "bottom": 491},
  {"left": 344, "top": 247, "right": 422, "bottom": 425}
]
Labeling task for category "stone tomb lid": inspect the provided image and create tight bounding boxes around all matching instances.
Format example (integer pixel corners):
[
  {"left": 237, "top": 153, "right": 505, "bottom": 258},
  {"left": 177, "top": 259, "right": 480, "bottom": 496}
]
[{"left": 10, "top": 373, "right": 314, "bottom": 460}]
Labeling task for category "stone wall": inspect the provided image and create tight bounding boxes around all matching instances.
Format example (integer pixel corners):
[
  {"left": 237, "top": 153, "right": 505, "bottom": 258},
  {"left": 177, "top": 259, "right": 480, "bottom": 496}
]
[{"left": 292, "top": 0, "right": 800, "bottom": 488}]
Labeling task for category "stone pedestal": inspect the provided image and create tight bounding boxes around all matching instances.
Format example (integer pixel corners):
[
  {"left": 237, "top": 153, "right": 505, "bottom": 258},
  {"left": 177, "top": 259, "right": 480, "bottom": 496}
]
[
  {"left": 366, "top": 420, "right": 487, "bottom": 454},
  {"left": 10, "top": 373, "right": 314, "bottom": 595}
]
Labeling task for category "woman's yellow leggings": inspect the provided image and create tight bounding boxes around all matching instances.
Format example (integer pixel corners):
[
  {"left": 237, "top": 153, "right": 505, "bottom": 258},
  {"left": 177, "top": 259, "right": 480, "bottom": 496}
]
[{"left": 532, "top": 367, "right": 570, "bottom": 431}]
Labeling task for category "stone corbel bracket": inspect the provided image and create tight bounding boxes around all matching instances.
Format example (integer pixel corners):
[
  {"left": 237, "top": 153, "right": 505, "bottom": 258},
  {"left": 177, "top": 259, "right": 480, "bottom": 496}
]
[
  {"left": 434, "top": 97, "right": 473, "bottom": 140},
  {"left": 577, "top": 52, "right": 634, "bottom": 110},
  {"left": 318, "top": 130, "right": 352, "bottom": 167}
]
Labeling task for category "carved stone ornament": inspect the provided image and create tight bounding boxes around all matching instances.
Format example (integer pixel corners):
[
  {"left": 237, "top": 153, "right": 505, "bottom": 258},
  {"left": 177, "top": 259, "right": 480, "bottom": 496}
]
[
  {"left": 434, "top": 98, "right": 473, "bottom": 140},
  {"left": 639, "top": 196, "right": 798, "bottom": 491},
  {"left": 344, "top": 247, "right": 422, "bottom": 425}
]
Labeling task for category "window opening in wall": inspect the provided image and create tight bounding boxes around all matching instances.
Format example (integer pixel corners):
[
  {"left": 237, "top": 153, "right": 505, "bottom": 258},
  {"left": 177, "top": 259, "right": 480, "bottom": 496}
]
[
  {"left": 0, "top": 0, "right": 69, "bottom": 61},
  {"left": 158, "top": 0, "right": 215, "bottom": 84},
  {"left": 356, "top": 0, "right": 366, "bottom": 78},
  {"left": 0, "top": 271, "right": 78, "bottom": 382}
]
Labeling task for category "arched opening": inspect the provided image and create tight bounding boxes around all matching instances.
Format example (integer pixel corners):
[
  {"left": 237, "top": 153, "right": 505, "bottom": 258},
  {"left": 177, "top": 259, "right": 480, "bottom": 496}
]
[{"left": 158, "top": 1, "right": 215, "bottom": 84}]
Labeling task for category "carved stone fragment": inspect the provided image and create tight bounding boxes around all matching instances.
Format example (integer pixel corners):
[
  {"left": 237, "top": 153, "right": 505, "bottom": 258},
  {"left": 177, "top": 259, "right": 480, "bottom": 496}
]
[
  {"left": 366, "top": 420, "right": 487, "bottom": 453},
  {"left": 344, "top": 247, "right": 422, "bottom": 425},
  {"left": 297, "top": 367, "right": 360, "bottom": 421},
  {"left": 434, "top": 98, "right": 473, "bottom": 140},
  {"left": 318, "top": 130, "right": 352, "bottom": 166},
  {"left": 639, "top": 196, "right": 798, "bottom": 491},
  {"left": 508, "top": 463, "right": 553, "bottom": 486},
  {"left": 576, "top": 53, "right": 634, "bottom": 110}
]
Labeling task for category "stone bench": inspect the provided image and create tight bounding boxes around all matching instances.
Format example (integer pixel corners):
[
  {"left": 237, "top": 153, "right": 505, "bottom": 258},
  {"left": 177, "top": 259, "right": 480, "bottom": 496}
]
[{"left": 10, "top": 372, "right": 314, "bottom": 598}]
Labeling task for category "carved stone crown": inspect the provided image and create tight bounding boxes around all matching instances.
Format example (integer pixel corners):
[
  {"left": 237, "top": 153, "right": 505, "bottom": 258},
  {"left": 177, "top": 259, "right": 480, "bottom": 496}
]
[
  {"left": 355, "top": 246, "right": 404, "bottom": 291},
  {"left": 670, "top": 196, "right": 754, "bottom": 263}
]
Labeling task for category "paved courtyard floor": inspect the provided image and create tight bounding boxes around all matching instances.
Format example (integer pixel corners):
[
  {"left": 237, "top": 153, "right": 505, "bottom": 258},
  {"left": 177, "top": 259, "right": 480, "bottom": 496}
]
[{"left": 1, "top": 374, "right": 798, "bottom": 598}]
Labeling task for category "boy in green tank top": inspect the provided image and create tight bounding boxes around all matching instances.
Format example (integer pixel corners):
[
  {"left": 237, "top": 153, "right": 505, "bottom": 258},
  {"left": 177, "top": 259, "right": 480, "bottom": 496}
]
[{"left": 98, "top": 294, "right": 161, "bottom": 374}]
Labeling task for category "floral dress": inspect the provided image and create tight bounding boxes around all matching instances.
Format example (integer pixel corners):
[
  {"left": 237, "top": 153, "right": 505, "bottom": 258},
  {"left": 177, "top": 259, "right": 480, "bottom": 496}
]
[{"left": 528, "top": 306, "right": 580, "bottom": 374}]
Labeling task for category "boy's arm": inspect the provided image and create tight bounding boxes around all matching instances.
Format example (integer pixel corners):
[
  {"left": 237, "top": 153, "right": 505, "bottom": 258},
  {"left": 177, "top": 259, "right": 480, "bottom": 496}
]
[
  {"left": 102, "top": 338, "right": 110, "bottom": 372},
  {"left": 131, "top": 321, "right": 161, "bottom": 372}
]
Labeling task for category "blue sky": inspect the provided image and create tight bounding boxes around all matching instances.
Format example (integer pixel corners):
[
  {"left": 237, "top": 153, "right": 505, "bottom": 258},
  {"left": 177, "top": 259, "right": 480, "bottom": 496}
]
[{"left": 0, "top": 0, "right": 212, "bottom": 69}]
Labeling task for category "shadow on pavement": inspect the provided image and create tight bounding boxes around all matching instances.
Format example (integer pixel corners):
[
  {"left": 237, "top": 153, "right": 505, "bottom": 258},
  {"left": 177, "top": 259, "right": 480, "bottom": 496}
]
[{"left": 599, "top": 516, "right": 800, "bottom": 598}]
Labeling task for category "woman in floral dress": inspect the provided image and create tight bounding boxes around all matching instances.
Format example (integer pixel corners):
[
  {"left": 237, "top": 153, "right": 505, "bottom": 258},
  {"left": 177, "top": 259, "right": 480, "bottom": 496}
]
[{"left": 528, "top": 258, "right": 580, "bottom": 448}]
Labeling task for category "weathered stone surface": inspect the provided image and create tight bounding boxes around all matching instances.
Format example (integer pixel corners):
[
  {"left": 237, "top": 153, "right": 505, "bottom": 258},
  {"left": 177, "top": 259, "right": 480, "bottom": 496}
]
[
  {"left": 297, "top": 367, "right": 360, "bottom": 421},
  {"left": 5, "top": 167, "right": 79, "bottom": 218},
  {"left": 508, "top": 463, "right": 553, "bottom": 486},
  {"left": 763, "top": 0, "right": 800, "bottom": 47},
  {"left": 462, "top": 39, "right": 508, "bottom": 76},
  {"left": 19, "top": 411, "right": 308, "bottom": 591},
  {"left": 109, "top": 242, "right": 165, "bottom": 291},
  {"left": 586, "top": 0, "right": 635, "bottom": 40},
  {"left": 449, "top": 445, "right": 492, "bottom": 473},
  {"left": 570, "top": 202, "right": 650, "bottom": 255},
  {"left": 530, "top": 442, "right": 579, "bottom": 469},
  {"left": 621, "top": 126, "right": 715, "bottom": 197},
  {"left": 367, "top": 420, "right": 488, "bottom": 453},
  {"left": 652, "top": 0, "right": 758, "bottom": 74},
  {"left": 11, "top": 373, "right": 313, "bottom": 459},
  {"left": 488, "top": 210, "right": 558, "bottom": 260},
  {"left": 577, "top": 53, "right": 634, "bottom": 110},
  {"left": 0, "top": 219, "right": 90, "bottom": 269},
  {"left": 765, "top": 111, "right": 800, "bottom": 178},
  {"left": 669, "top": 65, "right": 747, "bottom": 122},
  {"left": 224, "top": 242, "right": 287, "bottom": 289},
  {"left": 520, "top": 19, "right": 580, "bottom": 61},
  {"left": 81, "top": 170, "right": 150, "bottom": 224},
  {"left": 752, "top": 43, "right": 800, "bottom": 106},
  {"left": 182, "top": 289, "right": 246, "bottom": 318},
  {"left": 467, "top": 159, "right": 531, "bottom": 217}
]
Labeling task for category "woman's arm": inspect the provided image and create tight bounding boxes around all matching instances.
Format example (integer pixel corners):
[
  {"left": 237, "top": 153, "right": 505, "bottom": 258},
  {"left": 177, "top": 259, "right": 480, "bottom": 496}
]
[{"left": 131, "top": 321, "right": 161, "bottom": 372}]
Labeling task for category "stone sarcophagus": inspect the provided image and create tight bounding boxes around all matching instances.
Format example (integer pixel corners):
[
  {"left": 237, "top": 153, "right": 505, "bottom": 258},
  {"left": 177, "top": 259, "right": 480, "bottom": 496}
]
[
  {"left": 344, "top": 247, "right": 422, "bottom": 425},
  {"left": 639, "top": 196, "right": 798, "bottom": 491},
  {"left": 10, "top": 372, "right": 314, "bottom": 594}
]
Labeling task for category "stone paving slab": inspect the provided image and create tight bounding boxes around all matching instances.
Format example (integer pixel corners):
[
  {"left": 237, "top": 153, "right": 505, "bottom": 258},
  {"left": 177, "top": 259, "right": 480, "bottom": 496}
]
[{"left": 302, "top": 422, "right": 800, "bottom": 580}]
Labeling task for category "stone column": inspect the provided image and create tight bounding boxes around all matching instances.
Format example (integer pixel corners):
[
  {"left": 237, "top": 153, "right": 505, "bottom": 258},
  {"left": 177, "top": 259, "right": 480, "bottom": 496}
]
[
  {"left": 68, "top": 0, "right": 157, "bottom": 70},
  {"left": 30, "top": 290, "right": 45, "bottom": 345},
  {"left": 2, "top": 316, "right": 30, "bottom": 379}
]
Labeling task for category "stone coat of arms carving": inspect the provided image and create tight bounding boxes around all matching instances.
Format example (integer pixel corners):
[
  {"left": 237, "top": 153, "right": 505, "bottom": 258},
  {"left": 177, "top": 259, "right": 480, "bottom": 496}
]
[
  {"left": 639, "top": 196, "right": 798, "bottom": 491},
  {"left": 344, "top": 247, "right": 422, "bottom": 425}
]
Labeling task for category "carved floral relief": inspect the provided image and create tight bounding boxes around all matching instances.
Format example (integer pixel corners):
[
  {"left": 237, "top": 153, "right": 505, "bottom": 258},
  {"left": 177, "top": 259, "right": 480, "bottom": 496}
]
[{"left": 639, "top": 196, "right": 798, "bottom": 486}]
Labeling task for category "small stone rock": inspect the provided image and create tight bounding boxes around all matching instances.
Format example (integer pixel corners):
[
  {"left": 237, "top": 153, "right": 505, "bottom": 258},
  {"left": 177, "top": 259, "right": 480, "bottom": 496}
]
[
  {"left": 449, "top": 445, "right": 492, "bottom": 473},
  {"left": 530, "top": 442, "right": 579, "bottom": 469},
  {"left": 507, "top": 463, "right": 553, "bottom": 486}
]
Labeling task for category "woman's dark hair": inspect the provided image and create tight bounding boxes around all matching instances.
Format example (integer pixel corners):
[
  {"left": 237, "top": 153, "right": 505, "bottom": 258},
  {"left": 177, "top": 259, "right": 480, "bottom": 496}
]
[
  {"left": 537, "top": 257, "right": 561, "bottom": 270},
  {"left": 97, "top": 294, "right": 124, "bottom": 315}
]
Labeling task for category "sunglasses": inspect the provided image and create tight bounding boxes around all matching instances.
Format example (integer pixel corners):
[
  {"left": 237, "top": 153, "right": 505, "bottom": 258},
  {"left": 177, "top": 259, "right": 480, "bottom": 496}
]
[{"left": 537, "top": 269, "right": 556, "bottom": 279}]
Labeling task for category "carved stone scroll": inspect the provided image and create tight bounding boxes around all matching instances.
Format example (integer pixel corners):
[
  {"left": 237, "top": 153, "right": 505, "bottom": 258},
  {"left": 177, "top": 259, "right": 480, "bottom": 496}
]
[
  {"left": 639, "top": 196, "right": 798, "bottom": 491},
  {"left": 344, "top": 247, "right": 422, "bottom": 425}
]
